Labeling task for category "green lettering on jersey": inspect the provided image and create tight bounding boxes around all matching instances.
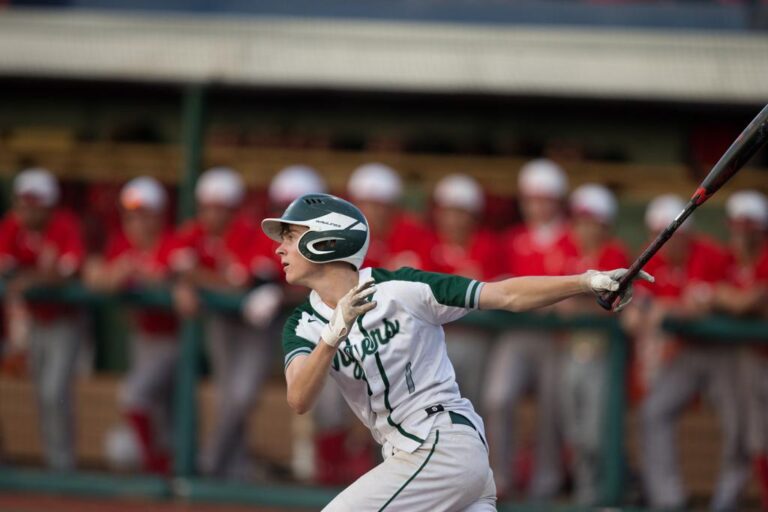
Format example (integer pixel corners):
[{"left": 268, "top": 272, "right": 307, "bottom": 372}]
[{"left": 331, "top": 317, "right": 401, "bottom": 379}]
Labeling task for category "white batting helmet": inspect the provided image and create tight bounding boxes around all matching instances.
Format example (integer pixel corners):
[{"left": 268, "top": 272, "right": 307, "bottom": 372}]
[
  {"left": 433, "top": 174, "right": 485, "bottom": 214},
  {"left": 120, "top": 176, "right": 167, "bottom": 213},
  {"left": 196, "top": 167, "right": 245, "bottom": 207},
  {"left": 645, "top": 194, "right": 692, "bottom": 232},
  {"left": 570, "top": 184, "right": 617, "bottom": 225},
  {"left": 269, "top": 165, "right": 327, "bottom": 205},
  {"left": 14, "top": 168, "right": 59, "bottom": 207},
  {"left": 348, "top": 163, "right": 402, "bottom": 204},
  {"left": 726, "top": 190, "right": 768, "bottom": 228},
  {"left": 518, "top": 159, "right": 568, "bottom": 199}
]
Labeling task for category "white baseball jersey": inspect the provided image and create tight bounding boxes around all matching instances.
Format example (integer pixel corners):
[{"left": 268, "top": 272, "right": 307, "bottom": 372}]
[{"left": 283, "top": 267, "right": 486, "bottom": 453}]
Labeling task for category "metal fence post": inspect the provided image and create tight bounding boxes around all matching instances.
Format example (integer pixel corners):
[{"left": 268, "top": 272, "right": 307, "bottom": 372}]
[
  {"left": 173, "top": 83, "right": 206, "bottom": 478},
  {"left": 177, "top": 83, "right": 205, "bottom": 222},
  {"left": 600, "top": 322, "right": 628, "bottom": 505}
]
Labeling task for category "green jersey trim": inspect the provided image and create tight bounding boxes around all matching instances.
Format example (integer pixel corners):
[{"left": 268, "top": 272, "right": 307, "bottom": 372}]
[
  {"left": 282, "top": 300, "right": 322, "bottom": 370},
  {"left": 284, "top": 347, "right": 313, "bottom": 370},
  {"left": 306, "top": 303, "right": 329, "bottom": 323},
  {"left": 372, "top": 267, "right": 482, "bottom": 309},
  {"left": 378, "top": 430, "right": 440, "bottom": 511}
]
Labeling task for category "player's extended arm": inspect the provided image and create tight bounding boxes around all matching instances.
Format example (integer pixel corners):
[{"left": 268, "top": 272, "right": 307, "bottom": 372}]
[
  {"left": 285, "top": 345, "right": 338, "bottom": 415},
  {"left": 285, "top": 279, "right": 377, "bottom": 414},
  {"left": 479, "top": 269, "right": 653, "bottom": 313}
]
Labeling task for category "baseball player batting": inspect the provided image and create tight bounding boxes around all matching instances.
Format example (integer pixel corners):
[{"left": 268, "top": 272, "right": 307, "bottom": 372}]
[{"left": 262, "top": 193, "right": 652, "bottom": 511}]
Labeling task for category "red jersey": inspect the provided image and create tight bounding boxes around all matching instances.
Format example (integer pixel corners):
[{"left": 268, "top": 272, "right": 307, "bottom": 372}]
[
  {"left": 428, "top": 229, "right": 504, "bottom": 281},
  {"left": 170, "top": 215, "right": 256, "bottom": 287},
  {"left": 562, "top": 237, "right": 630, "bottom": 274},
  {"left": 722, "top": 242, "right": 768, "bottom": 356},
  {"left": 243, "top": 230, "right": 281, "bottom": 282},
  {"left": 0, "top": 210, "right": 84, "bottom": 322},
  {"left": 639, "top": 236, "right": 728, "bottom": 299},
  {"left": 723, "top": 242, "right": 768, "bottom": 290},
  {"left": 502, "top": 222, "right": 577, "bottom": 277},
  {"left": 362, "top": 213, "right": 437, "bottom": 271},
  {"left": 105, "top": 231, "right": 178, "bottom": 336},
  {"left": 630, "top": 237, "right": 728, "bottom": 400}
]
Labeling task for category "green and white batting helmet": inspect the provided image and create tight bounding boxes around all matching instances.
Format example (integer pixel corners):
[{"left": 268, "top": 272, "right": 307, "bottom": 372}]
[{"left": 261, "top": 193, "right": 370, "bottom": 269}]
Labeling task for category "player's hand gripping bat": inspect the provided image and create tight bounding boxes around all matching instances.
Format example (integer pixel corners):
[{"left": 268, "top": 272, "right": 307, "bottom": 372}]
[{"left": 598, "top": 103, "right": 768, "bottom": 311}]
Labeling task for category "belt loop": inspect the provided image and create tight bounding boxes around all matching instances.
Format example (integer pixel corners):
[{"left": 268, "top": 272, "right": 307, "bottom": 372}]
[{"left": 424, "top": 404, "right": 445, "bottom": 416}]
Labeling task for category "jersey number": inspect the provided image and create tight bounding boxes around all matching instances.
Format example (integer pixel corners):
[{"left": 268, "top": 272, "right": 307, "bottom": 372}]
[{"left": 405, "top": 362, "right": 415, "bottom": 394}]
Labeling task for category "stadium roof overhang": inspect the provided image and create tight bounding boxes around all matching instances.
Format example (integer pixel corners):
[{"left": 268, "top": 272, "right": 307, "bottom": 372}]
[{"left": 0, "top": 9, "right": 766, "bottom": 104}]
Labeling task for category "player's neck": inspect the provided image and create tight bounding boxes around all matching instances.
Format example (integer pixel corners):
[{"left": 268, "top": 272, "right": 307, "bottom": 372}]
[{"left": 311, "top": 265, "right": 360, "bottom": 309}]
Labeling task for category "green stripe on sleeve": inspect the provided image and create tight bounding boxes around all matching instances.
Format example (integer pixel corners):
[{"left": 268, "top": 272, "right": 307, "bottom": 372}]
[
  {"left": 284, "top": 347, "right": 313, "bottom": 370},
  {"left": 472, "top": 281, "right": 484, "bottom": 310},
  {"left": 467, "top": 281, "right": 480, "bottom": 309},
  {"left": 282, "top": 302, "right": 317, "bottom": 369}
]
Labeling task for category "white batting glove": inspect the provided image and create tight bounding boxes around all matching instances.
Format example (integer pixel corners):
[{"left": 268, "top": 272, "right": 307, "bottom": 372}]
[
  {"left": 580, "top": 268, "right": 654, "bottom": 312},
  {"left": 321, "top": 278, "right": 378, "bottom": 347},
  {"left": 241, "top": 283, "right": 284, "bottom": 328}
]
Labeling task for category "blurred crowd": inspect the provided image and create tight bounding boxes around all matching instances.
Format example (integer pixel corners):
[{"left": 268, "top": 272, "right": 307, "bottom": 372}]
[{"left": 0, "top": 159, "right": 766, "bottom": 511}]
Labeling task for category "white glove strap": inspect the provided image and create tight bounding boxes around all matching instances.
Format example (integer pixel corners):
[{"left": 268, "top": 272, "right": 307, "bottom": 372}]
[{"left": 321, "top": 310, "right": 349, "bottom": 348}]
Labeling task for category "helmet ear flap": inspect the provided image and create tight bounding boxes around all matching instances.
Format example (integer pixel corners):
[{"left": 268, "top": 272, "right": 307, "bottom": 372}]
[
  {"left": 304, "top": 236, "right": 342, "bottom": 256},
  {"left": 298, "top": 228, "right": 368, "bottom": 266}
]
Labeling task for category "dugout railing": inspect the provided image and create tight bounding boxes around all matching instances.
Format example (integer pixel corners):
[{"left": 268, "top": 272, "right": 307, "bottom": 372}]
[{"left": 0, "top": 281, "right": 766, "bottom": 511}]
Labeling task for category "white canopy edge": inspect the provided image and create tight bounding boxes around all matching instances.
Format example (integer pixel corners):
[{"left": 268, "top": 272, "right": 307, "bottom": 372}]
[{"left": 1, "top": 9, "right": 767, "bottom": 103}]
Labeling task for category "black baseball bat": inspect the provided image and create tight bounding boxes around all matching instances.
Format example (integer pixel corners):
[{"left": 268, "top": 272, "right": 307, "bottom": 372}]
[{"left": 598, "top": 103, "right": 768, "bottom": 311}]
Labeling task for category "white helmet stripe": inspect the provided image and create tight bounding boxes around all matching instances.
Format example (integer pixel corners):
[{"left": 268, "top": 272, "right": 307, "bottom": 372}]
[{"left": 309, "top": 212, "right": 368, "bottom": 232}]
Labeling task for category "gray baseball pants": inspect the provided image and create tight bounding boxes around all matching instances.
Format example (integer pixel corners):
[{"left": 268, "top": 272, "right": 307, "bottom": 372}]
[
  {"left": 639, "top": 346, "right": 749, "bottom": 511},
  {"left": 561, "top": 330, "right": 607, "bottom": 506},
  {"left": 28, "top": 317, "right": 81, "bottom": 471},
  {"left": 199, "top": 313, "right": 272, "bottom": 479},
  {"left": 482, "top": 329, "right": 563, "bottom": 499},
  {"left": 120, "top": 331, "right": 178, "bottom": 450},
  {"left": 445, "top": 325, "right": 491, "bottom": 408}
]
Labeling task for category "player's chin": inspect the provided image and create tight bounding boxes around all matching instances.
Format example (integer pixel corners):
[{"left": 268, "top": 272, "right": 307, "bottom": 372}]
[{"left": 283, "top": 265, "right": 300, "bottom": 285}]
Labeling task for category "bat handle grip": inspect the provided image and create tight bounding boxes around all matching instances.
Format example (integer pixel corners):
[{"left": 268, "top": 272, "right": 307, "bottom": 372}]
[
  {"left": 596, "top": 273, "right": 634, "bottom": 311},
  {"left": 597, "top": 291, "right": 617, "bottom": 311}
]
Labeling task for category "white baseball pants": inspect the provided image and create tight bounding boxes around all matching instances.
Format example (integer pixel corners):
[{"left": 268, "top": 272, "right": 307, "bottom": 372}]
[{"left": 323, "top": 414, "right": 496, "bottom": 511}]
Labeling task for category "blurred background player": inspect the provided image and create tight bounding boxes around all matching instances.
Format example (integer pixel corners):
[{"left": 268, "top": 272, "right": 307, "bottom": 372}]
[
  {"left": 558, "top": 184, "right": 629, "bottom": 505},
  {"left": 347, "top": 163, "right": 435, "bottom": 271},
  {"left": 707, "top": 190, "right": 768, "bottom": 508},
  {"left": 482, "top": 158, "right": 572, "bottom": 499},
  {"left": 0, "top": 168, "right": 85, "bottom": 471},
  {"left": 429, "top": 173, "right": 502, "bottom": 406},
  {"left": 623, "top": 194, "right": 749, "bottom": 512},
  {"left": 84, "top": 176, "right": 178, "bottom": 474},
  {"left": 170, "top": 167, "right": 276, "bottom": 480},
  {"left": 268, "top": 165, "right": 328, "bottom": 218}
]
